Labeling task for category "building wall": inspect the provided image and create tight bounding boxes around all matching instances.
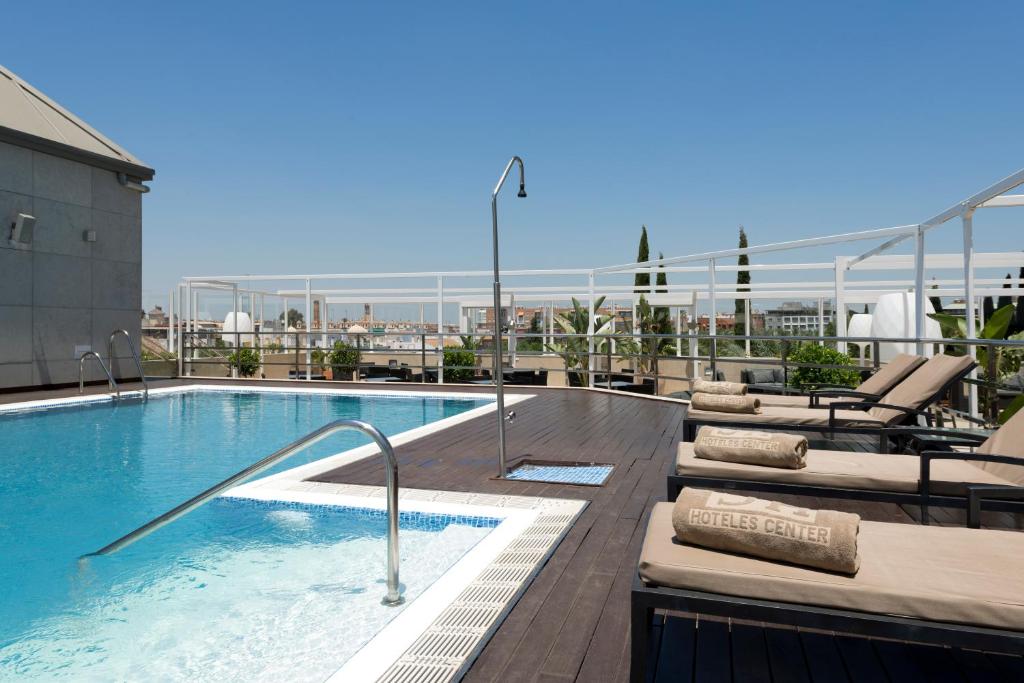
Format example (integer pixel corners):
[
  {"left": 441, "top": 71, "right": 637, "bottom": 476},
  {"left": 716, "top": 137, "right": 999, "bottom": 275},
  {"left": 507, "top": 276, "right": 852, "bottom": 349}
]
[{"left": 0, "top": 141, "right": 143, "bottom": 389}]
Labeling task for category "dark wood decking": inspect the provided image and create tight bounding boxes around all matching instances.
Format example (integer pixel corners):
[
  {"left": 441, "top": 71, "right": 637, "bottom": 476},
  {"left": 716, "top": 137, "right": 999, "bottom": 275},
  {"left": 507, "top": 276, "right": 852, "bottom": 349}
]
[{"left": 309, "top": 387, "right": 1023, "bottom": 682}]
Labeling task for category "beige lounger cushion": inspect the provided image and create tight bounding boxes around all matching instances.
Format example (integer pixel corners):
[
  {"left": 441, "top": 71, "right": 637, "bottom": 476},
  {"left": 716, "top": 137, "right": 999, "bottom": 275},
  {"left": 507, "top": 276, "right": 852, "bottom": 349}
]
[
  {"left": 867, "top": 354, "right": 975, "bottom": 424},
  {"left": 757, "top": 393, "right": 829, "bottom": 408},
  {"left": 692, "top": 379, "right": 747, "bottom": 395},
  {"left": 758, "top": 353, "right": 925, "bottom": 409},
  {"left": 639, "top": 502, "right": 1024, "bottom": 630},
  {"left": 676, "top": 442, "right": 1014, "bottom": 496},
  {"left": 686, "top": 405, "right": 884, "bottom": 428},
  {"left": 856, "top": 353, "right": 926, "bottom": 396},
  {"left": 974, "top": 407, "right": 1024, "bottom": 485},
  {"left": 690, "top": 393, "right": 761, "bottom": 414}
]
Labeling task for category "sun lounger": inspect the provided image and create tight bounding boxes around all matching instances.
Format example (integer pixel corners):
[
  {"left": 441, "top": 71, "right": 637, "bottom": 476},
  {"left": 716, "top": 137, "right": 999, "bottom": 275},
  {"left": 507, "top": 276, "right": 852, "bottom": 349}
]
[
  {"left": 682, "top": 354, "right": 976, "bottom": 451},
  {"left": 630, "top": 502, "right": 1024, "bottom": 682},
  {"left": 669, "top": 402, "right": 1024, "bottom": 521},
  {"left": 757, "top": 353, "right": 926, "bottom": 408}
]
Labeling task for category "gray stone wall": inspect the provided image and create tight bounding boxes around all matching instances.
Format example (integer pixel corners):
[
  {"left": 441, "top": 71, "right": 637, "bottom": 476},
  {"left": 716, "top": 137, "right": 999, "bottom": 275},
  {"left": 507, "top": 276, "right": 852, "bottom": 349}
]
[{"left": 0, "top": 141, "right": 143, "bottom": 389}]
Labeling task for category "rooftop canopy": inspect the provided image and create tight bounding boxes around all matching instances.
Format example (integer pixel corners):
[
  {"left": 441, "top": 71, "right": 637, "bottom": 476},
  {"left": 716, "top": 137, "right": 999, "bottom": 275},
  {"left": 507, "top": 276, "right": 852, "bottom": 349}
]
[{"left": 0, "top": 63, "right": 153, "bottom": 179}]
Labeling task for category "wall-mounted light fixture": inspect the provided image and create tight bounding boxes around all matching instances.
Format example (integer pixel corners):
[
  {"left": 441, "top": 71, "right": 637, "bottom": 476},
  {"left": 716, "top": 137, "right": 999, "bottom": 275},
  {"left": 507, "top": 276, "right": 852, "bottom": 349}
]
[{"left": 9, "top": 213, "right": 36, "bottom": 247}]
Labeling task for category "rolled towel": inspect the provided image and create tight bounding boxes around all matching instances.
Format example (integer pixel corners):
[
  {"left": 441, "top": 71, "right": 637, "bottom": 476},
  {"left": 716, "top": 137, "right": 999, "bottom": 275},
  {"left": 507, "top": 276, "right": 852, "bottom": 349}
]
[
  {"left": 672, "top": 488, "right": 860, "bottom": 574},
  {"left": 694, "top": 426, "right": 807, "bottom": 469},
  {"left": 690, "top": 392, "right": 761, "bottom": 414},
  {"left": 692, "top": 379, "right": 747, "bottom": 395}
]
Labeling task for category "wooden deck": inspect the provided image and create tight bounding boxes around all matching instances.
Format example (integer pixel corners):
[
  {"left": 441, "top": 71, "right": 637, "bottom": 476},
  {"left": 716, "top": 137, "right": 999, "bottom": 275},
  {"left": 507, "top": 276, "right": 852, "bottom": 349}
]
[{"left": 309, "top": 386, "right": 1023, "bottom": 682}]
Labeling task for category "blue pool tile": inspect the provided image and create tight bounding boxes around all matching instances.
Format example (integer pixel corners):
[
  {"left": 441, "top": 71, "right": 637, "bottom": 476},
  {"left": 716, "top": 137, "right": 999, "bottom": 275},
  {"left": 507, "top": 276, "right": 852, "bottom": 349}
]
[{"left": 506, "top": 463, "right": 613, "bottom": 486}]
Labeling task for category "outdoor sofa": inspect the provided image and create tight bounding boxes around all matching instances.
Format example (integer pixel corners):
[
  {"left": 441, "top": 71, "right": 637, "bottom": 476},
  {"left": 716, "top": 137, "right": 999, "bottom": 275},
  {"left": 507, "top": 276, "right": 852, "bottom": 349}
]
[
  {"left": 630, "top": 502, "right": 1024, "bottom": 682},
  {"left": 670, "top": 405, "right": 1024, "bottom": 522},
  {"left": 682, "top": 354, "right": 977, "bottom": 452}
]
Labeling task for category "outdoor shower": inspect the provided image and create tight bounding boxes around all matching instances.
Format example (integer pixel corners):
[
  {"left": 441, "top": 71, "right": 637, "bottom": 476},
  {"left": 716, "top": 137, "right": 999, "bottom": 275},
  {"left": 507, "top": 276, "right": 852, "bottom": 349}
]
[{"left": 491, "top": 156, "right": 526, "bottom": 477}]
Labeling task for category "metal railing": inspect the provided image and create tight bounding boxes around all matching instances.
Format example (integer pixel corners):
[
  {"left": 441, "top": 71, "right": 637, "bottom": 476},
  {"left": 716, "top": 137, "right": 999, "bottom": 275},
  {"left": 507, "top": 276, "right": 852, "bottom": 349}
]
[
  {"left": 171, "top": 327, "right": 1024, "bottom": 422},
  {"left": 79, "top": 351, "right": 120, "bottom": 399},
  {"left": 109, "top": 329, "right": 149, "bottom": 400},
  {"left": 84, "top": 419, "right": 404, "bottom": 606}
]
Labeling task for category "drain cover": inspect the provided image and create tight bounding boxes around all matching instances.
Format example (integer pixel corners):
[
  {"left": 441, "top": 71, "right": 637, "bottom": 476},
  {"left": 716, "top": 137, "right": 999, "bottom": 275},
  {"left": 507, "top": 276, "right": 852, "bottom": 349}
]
[{"left": 505, "top": 460, "right": 614, "bottom": 486}]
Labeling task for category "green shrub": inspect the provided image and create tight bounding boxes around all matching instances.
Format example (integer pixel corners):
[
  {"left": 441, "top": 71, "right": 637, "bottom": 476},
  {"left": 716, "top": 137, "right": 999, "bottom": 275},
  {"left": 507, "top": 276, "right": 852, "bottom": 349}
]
[
  {"left": 228, "top": 347, "right": 261, "bottom": 377},
  {"left": 327, "top": 341, "right": 360, "bottom": 379},
  {"left": 749, "top": 338, "right": 781, "bottom": 358},
  {"left": 786, "top": 344, "right": 860, "bottom": 389},
  {"left": 443, "top": 348, "right": 476, "bottom": 382}
]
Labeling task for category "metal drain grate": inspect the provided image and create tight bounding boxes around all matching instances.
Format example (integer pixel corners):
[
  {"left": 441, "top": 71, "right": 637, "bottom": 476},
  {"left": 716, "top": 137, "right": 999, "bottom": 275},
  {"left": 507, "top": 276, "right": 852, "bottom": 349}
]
[
  {"left": 505, "top": 460, "right": 614, "bottom": 486},
  {"left": 377, "top": 496, "right": 586, "bottom": 682}
]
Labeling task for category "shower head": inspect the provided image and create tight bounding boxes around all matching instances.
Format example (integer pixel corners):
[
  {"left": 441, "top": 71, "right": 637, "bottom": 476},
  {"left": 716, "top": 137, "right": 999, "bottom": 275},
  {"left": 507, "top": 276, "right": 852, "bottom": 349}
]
[{"left": 517, "top": 184, "right": 527, "bottom": 198}]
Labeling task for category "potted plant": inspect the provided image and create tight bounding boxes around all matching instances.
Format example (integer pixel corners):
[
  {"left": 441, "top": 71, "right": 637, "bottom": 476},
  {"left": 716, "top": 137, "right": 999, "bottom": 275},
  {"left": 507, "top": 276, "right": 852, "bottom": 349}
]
[{"left": 327, "top": 341, "right": 360, "bottom": 381}]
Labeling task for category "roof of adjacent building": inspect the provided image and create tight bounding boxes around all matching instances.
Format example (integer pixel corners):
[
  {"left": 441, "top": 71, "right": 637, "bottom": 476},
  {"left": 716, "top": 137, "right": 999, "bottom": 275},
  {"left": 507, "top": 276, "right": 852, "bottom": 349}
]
[{"left": 0, "top": 64, "right": 153, "bottom": 179}]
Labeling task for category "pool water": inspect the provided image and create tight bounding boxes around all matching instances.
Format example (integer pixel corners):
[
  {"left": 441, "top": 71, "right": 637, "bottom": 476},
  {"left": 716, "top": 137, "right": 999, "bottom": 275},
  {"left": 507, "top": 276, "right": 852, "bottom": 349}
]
[
  {"left": 1, "top": 499, "right": 498, "bottom": 681},
  {"left": 0, "top": 389, "right": 492, "bottom": 679}
]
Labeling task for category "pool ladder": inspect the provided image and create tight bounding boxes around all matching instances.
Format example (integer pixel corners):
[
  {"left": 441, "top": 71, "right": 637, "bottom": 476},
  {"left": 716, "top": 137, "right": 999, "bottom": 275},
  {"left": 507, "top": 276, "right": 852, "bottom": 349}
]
[
  {"left": 83, "top": 419, "right": 404, "bottom": 606},
  {"left": 78, "top": 329, "right": 149, "bottom": 401}
]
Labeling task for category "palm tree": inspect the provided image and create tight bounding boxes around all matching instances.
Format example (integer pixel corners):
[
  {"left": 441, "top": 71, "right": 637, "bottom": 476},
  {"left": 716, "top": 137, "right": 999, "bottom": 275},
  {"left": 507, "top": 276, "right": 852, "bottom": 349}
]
[{"left": 546, "top": 297, "right": 637, "bottom": 386}]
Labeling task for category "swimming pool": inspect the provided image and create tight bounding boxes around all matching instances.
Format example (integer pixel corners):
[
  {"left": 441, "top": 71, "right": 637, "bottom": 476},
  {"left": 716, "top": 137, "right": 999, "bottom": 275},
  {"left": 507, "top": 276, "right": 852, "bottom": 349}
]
[{"left": 0, "top": 387, "right": 514, "bottom": 680}]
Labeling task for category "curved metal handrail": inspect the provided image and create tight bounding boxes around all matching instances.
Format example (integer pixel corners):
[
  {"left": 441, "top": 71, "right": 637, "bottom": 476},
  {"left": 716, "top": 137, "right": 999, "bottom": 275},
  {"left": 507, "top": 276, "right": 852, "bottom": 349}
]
[
  {"left": 108, "top": 329, "right": 148, "bottom": 400},
  {"left": 83, "top": 419, "right": 403, "bottom": 605},
  {"left": 79, "top": 351, "right": 120, "bottom": 400}
]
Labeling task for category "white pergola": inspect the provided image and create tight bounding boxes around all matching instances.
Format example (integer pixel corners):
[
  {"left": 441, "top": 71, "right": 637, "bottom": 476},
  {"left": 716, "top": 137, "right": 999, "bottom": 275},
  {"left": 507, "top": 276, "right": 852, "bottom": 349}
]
[{"left": 175, "top": 168, "right": 1024, "bottom": 411}]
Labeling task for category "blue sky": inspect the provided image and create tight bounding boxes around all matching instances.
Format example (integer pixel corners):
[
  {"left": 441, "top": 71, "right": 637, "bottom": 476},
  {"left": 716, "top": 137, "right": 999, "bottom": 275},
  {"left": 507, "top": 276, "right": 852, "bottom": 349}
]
[{"left": 5, "top": 1, "right": 1023, "bottom": 314}]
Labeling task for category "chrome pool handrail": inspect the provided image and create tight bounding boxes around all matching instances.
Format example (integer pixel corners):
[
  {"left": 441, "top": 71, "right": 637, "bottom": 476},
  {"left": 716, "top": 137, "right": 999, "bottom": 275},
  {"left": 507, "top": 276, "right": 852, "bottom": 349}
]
[
  {"left": 79, "top": 351, "right": 120, "bottom": 399},
  {"left": 84, "top": 419, "right": 404, "bottom": 606},
  {"left": 108, "top": 329, "right": 148, "bottom": 401}
]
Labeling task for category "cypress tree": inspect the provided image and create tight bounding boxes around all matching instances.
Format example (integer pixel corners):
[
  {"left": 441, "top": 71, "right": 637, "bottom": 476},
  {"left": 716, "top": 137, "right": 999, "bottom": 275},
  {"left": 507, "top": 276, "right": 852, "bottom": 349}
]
[
  {"left": 634, "top": 225, "right": 650, "bottom": 292},
  {"left": 734, "top": 227, "right": 750, "bottom": 336}
]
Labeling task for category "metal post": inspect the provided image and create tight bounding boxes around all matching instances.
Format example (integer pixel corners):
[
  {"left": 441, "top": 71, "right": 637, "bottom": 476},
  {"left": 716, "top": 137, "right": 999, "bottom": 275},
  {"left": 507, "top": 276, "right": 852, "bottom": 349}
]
[
  {"left": 962, "top": 208, "right": 979, "bottom": 418},
  {"left": 744, "top": 299, "right": 751, "bottom": 357},
  {"left": 176, "top": 285, "right": 184, "bottom": 377},
  {"left": 232, "top": 284, "right": 240, "bottom": 378},
  {"left": 490, "top": 156, "right": 526, "bottom": 478},
  {"left": 587, "top": 271, "right": 596, "bottom": 388},
  {"left": 167, "top": 288, "right": 175, "bottom": 354},
  {"left": 437, "top": 275, "right": 445, "bottom": 385},
  {"left": 817, "top": 296, "right": 825, "bottom": 345},
  {"left": 606, "top": 342, "right": 612, "bottom": 389},
  {"left": 834, "top": 256, "right": 848, "bottom": 354},
  {"left": 185, "top": 280, "right": 193, "bottom": 376},
  {"left": 675, "top": 308, "right": 682, "bottom": 358},
  {"left": 304, "top": 278, "right": 312, "bottom": 380},
  {"left": 986, "top": 342, "right": 997, "bottom": 424},
  {"left": 420, "top": 333, "right": 427, "bottom": 383},
  {"left": 914, "top": 225, "right": 926, "bottom": 355},
  {"left": 708, "top": 258, "right": 717, "bottom": 376},
  {"left": 321, "top": 296, "right": 328, "bottom": 349}
]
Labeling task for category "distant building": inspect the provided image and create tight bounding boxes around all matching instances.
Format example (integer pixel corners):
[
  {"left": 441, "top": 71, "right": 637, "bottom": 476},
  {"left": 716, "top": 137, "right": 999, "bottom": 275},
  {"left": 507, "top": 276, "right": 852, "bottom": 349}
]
[
  {"left": 0, "top": 64, "right": 154, "bottom": 389},
  {"left": 764, "top": 301, "right": 833, "bottom": 334},
  {"left": 144, "top": 305, "right": 168, "bottom": 327}
]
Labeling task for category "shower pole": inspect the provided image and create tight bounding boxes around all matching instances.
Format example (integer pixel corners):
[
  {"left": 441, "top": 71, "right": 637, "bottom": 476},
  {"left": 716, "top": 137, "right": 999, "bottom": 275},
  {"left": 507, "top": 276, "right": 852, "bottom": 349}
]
[{"left": 491, "top": 156, "right": 526, "bottom": 478}]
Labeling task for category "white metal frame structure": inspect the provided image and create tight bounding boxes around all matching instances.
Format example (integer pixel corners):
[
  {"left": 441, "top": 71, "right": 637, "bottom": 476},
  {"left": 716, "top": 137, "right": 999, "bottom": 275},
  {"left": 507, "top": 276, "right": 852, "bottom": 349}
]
[{"left": 174, "top": 168, "right": 1024, "bottom": 418}]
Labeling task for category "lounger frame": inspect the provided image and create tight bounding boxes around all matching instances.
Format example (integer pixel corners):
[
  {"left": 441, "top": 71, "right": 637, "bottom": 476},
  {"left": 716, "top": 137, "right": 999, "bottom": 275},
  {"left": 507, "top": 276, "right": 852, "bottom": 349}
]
[
  {"left": 630, "top": 574, "right": 1024, "bottom": 682},
  {"left": 681, "top": 361, "right": 976, "bottom": 452},
  {"left": 667, "top": 428, "right": 1024, "bottom": 521},
  {"left": 666, "top": 458, "right": 1024, "bottom": 519}
]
